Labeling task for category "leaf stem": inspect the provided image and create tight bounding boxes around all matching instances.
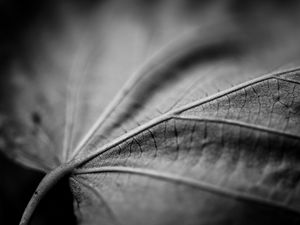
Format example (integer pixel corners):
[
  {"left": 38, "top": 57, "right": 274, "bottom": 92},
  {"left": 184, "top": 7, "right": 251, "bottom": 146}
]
[{"left": 19, "top": 162, "right": 75, "bottom": 225}]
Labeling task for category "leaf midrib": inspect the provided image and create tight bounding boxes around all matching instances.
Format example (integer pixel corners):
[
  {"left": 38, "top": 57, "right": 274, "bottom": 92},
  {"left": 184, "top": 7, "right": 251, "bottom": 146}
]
[
  {"left": 67, "top": 27, "right": 243, "bottom": 160},
  {"left": 70, "top": 71, "right": 300, "bottom": 168}
]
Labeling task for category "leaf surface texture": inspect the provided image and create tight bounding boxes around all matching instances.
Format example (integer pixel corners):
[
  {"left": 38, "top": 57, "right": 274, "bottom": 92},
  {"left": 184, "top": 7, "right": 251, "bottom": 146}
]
[{"left": 1, "top": 1, "right": 300, "bottom": 225}]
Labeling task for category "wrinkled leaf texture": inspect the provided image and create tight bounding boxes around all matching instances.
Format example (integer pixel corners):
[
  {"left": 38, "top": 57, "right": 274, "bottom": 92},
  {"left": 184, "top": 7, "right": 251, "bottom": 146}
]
[{"left": 1, "top": 1, "right": 300, "bottom": 225}]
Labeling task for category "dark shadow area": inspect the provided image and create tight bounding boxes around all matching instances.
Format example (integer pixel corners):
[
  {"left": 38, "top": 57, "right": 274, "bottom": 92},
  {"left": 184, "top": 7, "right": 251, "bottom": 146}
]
[{"left": 0, "top": 152, "right": 76, "bottom": 225}]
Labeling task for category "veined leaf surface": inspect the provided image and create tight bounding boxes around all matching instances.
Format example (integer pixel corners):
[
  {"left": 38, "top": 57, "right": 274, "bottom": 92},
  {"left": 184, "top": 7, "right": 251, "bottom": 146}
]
[{"left": 1, "top": 1, "right": 300, "bottom": 225}]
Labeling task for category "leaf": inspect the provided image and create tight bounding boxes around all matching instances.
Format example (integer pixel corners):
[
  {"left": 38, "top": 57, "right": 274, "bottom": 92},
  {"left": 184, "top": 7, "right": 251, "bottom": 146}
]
[{"left": 1, "top": 1, "right": 300, "bottom": 225}]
